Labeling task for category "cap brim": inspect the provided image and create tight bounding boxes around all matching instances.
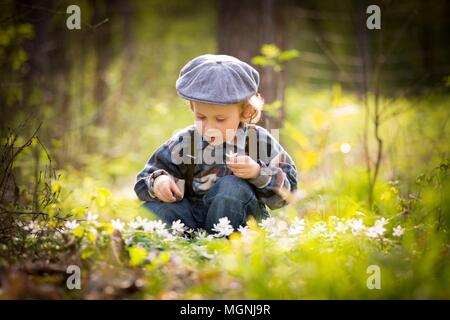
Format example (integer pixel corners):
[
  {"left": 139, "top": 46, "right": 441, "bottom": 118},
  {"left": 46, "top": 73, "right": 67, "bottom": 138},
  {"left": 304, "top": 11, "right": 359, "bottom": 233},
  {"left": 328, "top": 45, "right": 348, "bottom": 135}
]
[{"left": 176, "top": 90, "right": 256, "bottom": 105}]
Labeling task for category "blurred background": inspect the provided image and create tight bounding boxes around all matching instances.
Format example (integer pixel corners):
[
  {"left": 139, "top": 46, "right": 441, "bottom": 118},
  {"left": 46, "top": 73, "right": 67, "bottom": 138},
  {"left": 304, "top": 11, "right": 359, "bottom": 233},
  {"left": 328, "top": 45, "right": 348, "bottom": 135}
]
[
  {"left": 1, "top": 0, "right": 450, "bottom": 299},
  {"left": 1, "top": 0, "right": 449, "bottom": 210},
  {"left": 1, "top": 0, "right": 449, "bottom": 203}
]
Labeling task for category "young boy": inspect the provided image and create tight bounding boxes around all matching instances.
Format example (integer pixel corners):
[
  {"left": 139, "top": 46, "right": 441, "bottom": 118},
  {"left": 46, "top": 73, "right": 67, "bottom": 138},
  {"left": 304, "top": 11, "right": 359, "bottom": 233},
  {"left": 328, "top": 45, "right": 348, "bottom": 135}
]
[{"left": 134, "top": 54, "right": 297, "bottom": 234}]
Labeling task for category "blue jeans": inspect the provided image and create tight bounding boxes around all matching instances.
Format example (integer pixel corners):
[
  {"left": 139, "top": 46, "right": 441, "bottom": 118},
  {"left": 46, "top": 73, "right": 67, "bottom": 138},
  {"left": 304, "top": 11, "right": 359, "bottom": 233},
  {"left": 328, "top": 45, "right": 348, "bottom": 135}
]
[{"left": 141, "top": 175, "right": 269, "bottom": 233}]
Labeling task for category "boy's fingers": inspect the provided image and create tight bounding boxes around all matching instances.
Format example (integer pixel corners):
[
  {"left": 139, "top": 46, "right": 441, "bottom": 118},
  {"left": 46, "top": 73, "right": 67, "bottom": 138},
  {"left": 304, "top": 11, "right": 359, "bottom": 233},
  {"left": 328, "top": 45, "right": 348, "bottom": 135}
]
[
  {"left": 227, "top": 155, "right": 250, "bottom": 162},
  {"left": 234, "top": 155, "right": 252, "bottom": 163},
  {"left": 227, "top": 162, "right": 250, "bottom": 168},
  {"left": 170, "top": 180, "right": 183, "bottom": 197},
  {"left": 161, "top": 186, "right": 176, "bottom": 202},
  {"left": 230, "top": 169, "right": 246, "bottom": 176}
]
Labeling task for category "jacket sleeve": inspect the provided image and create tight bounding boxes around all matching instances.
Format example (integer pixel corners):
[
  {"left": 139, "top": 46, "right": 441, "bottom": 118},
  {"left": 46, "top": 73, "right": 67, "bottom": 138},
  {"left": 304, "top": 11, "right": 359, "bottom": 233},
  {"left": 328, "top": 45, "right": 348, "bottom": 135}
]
[
  {"left": 134, "top": 137, "right": 187, "bottom": 202},
  {"left": 247, "top": 127, "right": 298, "bottom": 210}
]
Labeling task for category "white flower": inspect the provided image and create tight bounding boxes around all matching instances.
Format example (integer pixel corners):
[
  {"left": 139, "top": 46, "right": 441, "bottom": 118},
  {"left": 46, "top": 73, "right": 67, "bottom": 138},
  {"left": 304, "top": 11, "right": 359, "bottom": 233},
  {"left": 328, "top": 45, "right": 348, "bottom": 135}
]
[
  {"left": 128, "top": 216, "right": 148, "bottom": 230},
  {"left": 65, "top": 220, "right": 80, "bottom": 230},
  {"left": 200, "top": 249, "right": 216, "bottom": 259},
  {"left": 346, "top": 218, "right": 365, "bottom": 235},
  {"left": 311, "top": 222, "right": 327, "bottom": 236},
  {"left": 288, "top": 218, "right": 305, "bottom": 236},
  {"left": 142, "top": 220, "right": 156, "bottom": 233},
  {"left": 335, "top": 221, "right": 348, "bottom": 233},
  {"left": 366, "top": 227, "right": 381, "bottom": 238},
  {"left": 24, "top": 221, "right": 40, "bottom": 233},
  {"left": 111, "top": 219, "right": 125, "bottom": 231},
  {"left": 392, "top": 225, "right": 405, "bottom": 237},
  {"left": 171, "top": 220, "right": 186, "bottom": 235},
  {"left": 259, "top": 217, "right": 288, "bottom": 236},
  {"left": 237, "top": 225, "right": 258, "bottom": 237},
  {"left": 152, "top": 220, "right": 168, "bottom": 234},
  {"left": 366, "top": 218, "right": 388, "bottom": 238},
  {"left": 138, "top": 220, "right": 173, "bottom": 240},
  {"left": 237, "top": 225, "right": 249, "bottom": 234},
  {"left": 86, "top": 211, "right": 99, "bottom": 222},
  {"left": 124, "top": 235, "right": 133, "bottom": 246},
  {"left": 195, "top": 229, "right": 214, "bottom": 241},
  {"left": 375, "top": 217, "right": 388, "bottom": 227},
  {"left": 259, "top": 217, "right": 274, "bottom": 230},
  {"left": 156, "top": 228, "right": 175, "bottom": 241},
  {"left": 212, "top": 217, "right": 234, "bottom": 237},
  {"left": 324, "top": 230, "right": 337, "bottom": 241}
]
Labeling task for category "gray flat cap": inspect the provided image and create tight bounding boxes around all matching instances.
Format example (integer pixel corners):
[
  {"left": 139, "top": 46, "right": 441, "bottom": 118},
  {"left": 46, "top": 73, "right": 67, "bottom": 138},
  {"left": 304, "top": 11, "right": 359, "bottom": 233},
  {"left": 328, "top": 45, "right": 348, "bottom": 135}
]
[{"left": 176, "top": 54, "right": 260, "bottom": 105}]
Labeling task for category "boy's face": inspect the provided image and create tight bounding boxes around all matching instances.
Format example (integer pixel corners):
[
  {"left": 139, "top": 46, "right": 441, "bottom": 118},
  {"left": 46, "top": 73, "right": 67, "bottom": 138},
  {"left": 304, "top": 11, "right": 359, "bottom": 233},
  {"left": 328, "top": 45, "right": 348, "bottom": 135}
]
[{"left": 192, "top": 101, "right": 243, "bottom": 146}]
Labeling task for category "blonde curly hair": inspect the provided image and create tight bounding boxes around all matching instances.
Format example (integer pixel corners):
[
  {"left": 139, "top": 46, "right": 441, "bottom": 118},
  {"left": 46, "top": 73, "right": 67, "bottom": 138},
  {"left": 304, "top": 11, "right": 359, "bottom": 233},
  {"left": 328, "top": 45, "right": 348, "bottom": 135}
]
[
  {"left": 240, "top": 93, "right": 264, "bottom": 124},
  {"left": 188, "top": 93, "right": 264, "bottom": 124}
]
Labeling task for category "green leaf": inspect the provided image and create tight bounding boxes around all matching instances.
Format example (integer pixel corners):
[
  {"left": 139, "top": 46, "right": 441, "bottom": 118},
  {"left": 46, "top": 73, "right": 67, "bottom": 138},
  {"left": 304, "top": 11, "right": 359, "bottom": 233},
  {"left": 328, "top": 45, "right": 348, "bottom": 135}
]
[
  {"left": 73, "top": 226, "right": 85, "bottom": 238},
  {"left": 96, "top": 187, "right": 112, "bottom": 207},
  {"left": 17, "top": 23, "right": 34, "bottom": 38},
  {"left": 71, "top": 206, "right": 87, "bottom": 216},
  {"left": 128, "top": 246, "right": 148, "bottom": 267},
  {"left": 261, "top": 44, "right": 280, "bottom": 58},
  {"left": 251, "top": 56, "right": 267, "bottom": 66},
  {"left": 81, "top": 248, "right": 95, "bottom": 259},
  {"left": 87, "top": 231, "right": 97, "bottom": 242},
  {"left": 278, "top": 49, "right": 300, "bottom": 62}
]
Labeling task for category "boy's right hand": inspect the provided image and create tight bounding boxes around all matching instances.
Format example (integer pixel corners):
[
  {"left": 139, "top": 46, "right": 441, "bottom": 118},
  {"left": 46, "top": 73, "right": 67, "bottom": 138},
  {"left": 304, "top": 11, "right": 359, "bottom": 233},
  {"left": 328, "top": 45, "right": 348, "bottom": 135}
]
[{"left": 153, "top": 175, "right": 183, "bottom": 202}]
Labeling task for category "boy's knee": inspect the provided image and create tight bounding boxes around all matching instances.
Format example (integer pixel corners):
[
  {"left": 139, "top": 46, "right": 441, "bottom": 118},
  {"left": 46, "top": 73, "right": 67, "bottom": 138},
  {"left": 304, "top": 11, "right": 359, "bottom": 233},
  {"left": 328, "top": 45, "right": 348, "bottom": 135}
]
[
  {"left": 142, "top": 201, "right": 175, "bottom": 221},
  {"left": 205, "top": 175, "right": 255, "bottom": 204},
  {"left": 142, "top": 200, "right": 196, "bottom": 229}
]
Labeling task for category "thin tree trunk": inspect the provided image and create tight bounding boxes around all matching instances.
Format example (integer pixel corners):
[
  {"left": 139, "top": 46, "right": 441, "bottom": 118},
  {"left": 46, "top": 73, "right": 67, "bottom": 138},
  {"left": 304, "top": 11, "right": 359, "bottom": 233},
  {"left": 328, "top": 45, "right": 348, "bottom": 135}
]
[{"left": 218, "top": 0, "right": 288, "bottom": 130}]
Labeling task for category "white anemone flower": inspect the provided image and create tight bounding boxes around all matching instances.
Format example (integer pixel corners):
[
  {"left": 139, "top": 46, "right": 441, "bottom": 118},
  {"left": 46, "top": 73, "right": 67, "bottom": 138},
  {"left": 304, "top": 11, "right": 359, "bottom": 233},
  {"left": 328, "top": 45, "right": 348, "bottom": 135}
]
[
  {"left": 65, "top": 220, "right": 80, "bottom": 230},
  {"left": 311, "top": 222, "right": 327, "bottom": 236},
  {"left": 111, "top": 219, "right": 125, "bottom": 232},
  {"left": 128, "top": 216, "right": 148, "bottom": 230},
  {"left": 24, "top": 221, "right": 40, "bottom": 233},
  {"left": 212, "top": 217, "right": 234, "bottom": 237},
  {"left": 392, "top": 225, "right": 405, "bottom": 237},
  {"left": 346, "top": 218, "right": 366, "bottom": 235},
  {"left": 86, "top": 211, "right": 99, "bottom": 222},
  {"left": 366, "top": 218, "right": 388, "bottom": 238},
  {"left": 171, "top": 220, "right": 187, "bottom": 235},
  {"left": 335, "top": 221, "right": 348, "bottom": 233},
  {"left": 195, "top": 229, "right": 214, "bottom": 241},
  {"left": 288, "top": 218, "right": 305, "bottom": 236},
  {"left": 259, "top": 217, "right": 288, "bottom": 236}
]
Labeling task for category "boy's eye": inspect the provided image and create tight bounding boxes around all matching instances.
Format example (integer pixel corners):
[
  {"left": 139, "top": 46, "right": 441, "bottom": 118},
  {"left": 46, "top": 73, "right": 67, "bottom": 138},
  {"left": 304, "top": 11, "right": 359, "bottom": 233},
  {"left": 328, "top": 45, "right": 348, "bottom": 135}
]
[
  {"left": 216, "top": 118, "right": 226, "bottom": 122},
  {"left": 196, "top": 116, "right": 206, "bottom": 120}
]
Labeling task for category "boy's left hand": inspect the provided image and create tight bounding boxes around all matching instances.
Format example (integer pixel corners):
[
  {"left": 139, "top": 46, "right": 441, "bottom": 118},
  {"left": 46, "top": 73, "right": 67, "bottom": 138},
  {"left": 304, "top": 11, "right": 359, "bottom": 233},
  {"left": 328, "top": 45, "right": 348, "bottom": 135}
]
[{"left": 226, "top": 154, "right": 261, "bottom": 179}]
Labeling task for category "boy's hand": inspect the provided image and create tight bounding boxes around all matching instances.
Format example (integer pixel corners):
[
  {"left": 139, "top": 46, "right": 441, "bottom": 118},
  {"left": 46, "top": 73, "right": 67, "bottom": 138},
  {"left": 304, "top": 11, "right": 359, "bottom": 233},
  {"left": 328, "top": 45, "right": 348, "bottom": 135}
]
[
  {"left": 226, "top": 154, "right": 261, "bottom": 179},
  {"left": 153, "top": 175, "right": 183, "bottom": 202}
]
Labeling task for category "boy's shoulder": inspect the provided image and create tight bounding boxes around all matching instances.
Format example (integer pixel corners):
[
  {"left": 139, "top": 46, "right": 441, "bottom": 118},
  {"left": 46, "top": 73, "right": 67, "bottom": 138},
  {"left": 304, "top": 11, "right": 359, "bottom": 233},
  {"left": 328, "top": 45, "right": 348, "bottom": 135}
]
[
  {"left": 248, "top": 124, "right": 278, "bottom": 142},
  {"left": 165, "top": 125, "right": 196, "bottom": 150}
]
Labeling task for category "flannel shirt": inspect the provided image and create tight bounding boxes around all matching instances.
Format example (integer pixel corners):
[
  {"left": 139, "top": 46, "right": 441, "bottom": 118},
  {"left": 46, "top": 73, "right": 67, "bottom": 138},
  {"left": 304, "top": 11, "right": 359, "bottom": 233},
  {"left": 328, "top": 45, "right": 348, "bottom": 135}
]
[{"left": 134, "top": 122, "right": 298, "bottom": 210}]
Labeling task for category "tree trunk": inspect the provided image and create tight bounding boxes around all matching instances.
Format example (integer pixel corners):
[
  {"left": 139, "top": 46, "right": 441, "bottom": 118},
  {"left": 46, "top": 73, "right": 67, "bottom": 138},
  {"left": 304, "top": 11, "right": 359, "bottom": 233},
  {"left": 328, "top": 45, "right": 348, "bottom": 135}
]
[{"left": 218, "top": 0, "right": 288, "bottom": 130}]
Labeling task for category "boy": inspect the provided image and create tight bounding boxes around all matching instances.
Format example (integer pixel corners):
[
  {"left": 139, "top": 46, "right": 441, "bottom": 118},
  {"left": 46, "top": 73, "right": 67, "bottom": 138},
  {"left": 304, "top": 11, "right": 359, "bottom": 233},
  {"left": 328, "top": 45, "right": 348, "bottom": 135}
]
[{"left": 134, "top": 54, "right": 297, "bottom": 234}]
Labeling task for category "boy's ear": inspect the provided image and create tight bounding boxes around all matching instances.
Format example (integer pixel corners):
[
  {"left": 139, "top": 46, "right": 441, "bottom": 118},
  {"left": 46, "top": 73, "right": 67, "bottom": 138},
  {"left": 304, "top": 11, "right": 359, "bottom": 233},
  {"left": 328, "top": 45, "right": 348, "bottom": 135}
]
[{"left": 240, "top": 102, "right": 253, "bottom": 120}]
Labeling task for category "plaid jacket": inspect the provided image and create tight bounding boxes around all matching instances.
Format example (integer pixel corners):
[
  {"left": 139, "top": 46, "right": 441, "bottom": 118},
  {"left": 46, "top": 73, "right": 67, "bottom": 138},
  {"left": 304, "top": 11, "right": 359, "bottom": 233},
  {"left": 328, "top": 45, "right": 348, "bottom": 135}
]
[{"left": 134, "top": 123, "right": 298, "bottom": 210}]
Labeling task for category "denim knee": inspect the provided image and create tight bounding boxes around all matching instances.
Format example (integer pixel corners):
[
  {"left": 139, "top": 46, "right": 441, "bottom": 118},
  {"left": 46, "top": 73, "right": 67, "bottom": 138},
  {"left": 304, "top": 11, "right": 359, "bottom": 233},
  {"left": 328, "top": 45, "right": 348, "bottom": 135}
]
[
  {"left": 203, "top": 175, "right": 256, "bottom": 207},
  {"left": 203, "top": 175, "right": 261, "bottom": 232},
  {"left": 141, "top": 199, "right": 198, "bottom": 230}
]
